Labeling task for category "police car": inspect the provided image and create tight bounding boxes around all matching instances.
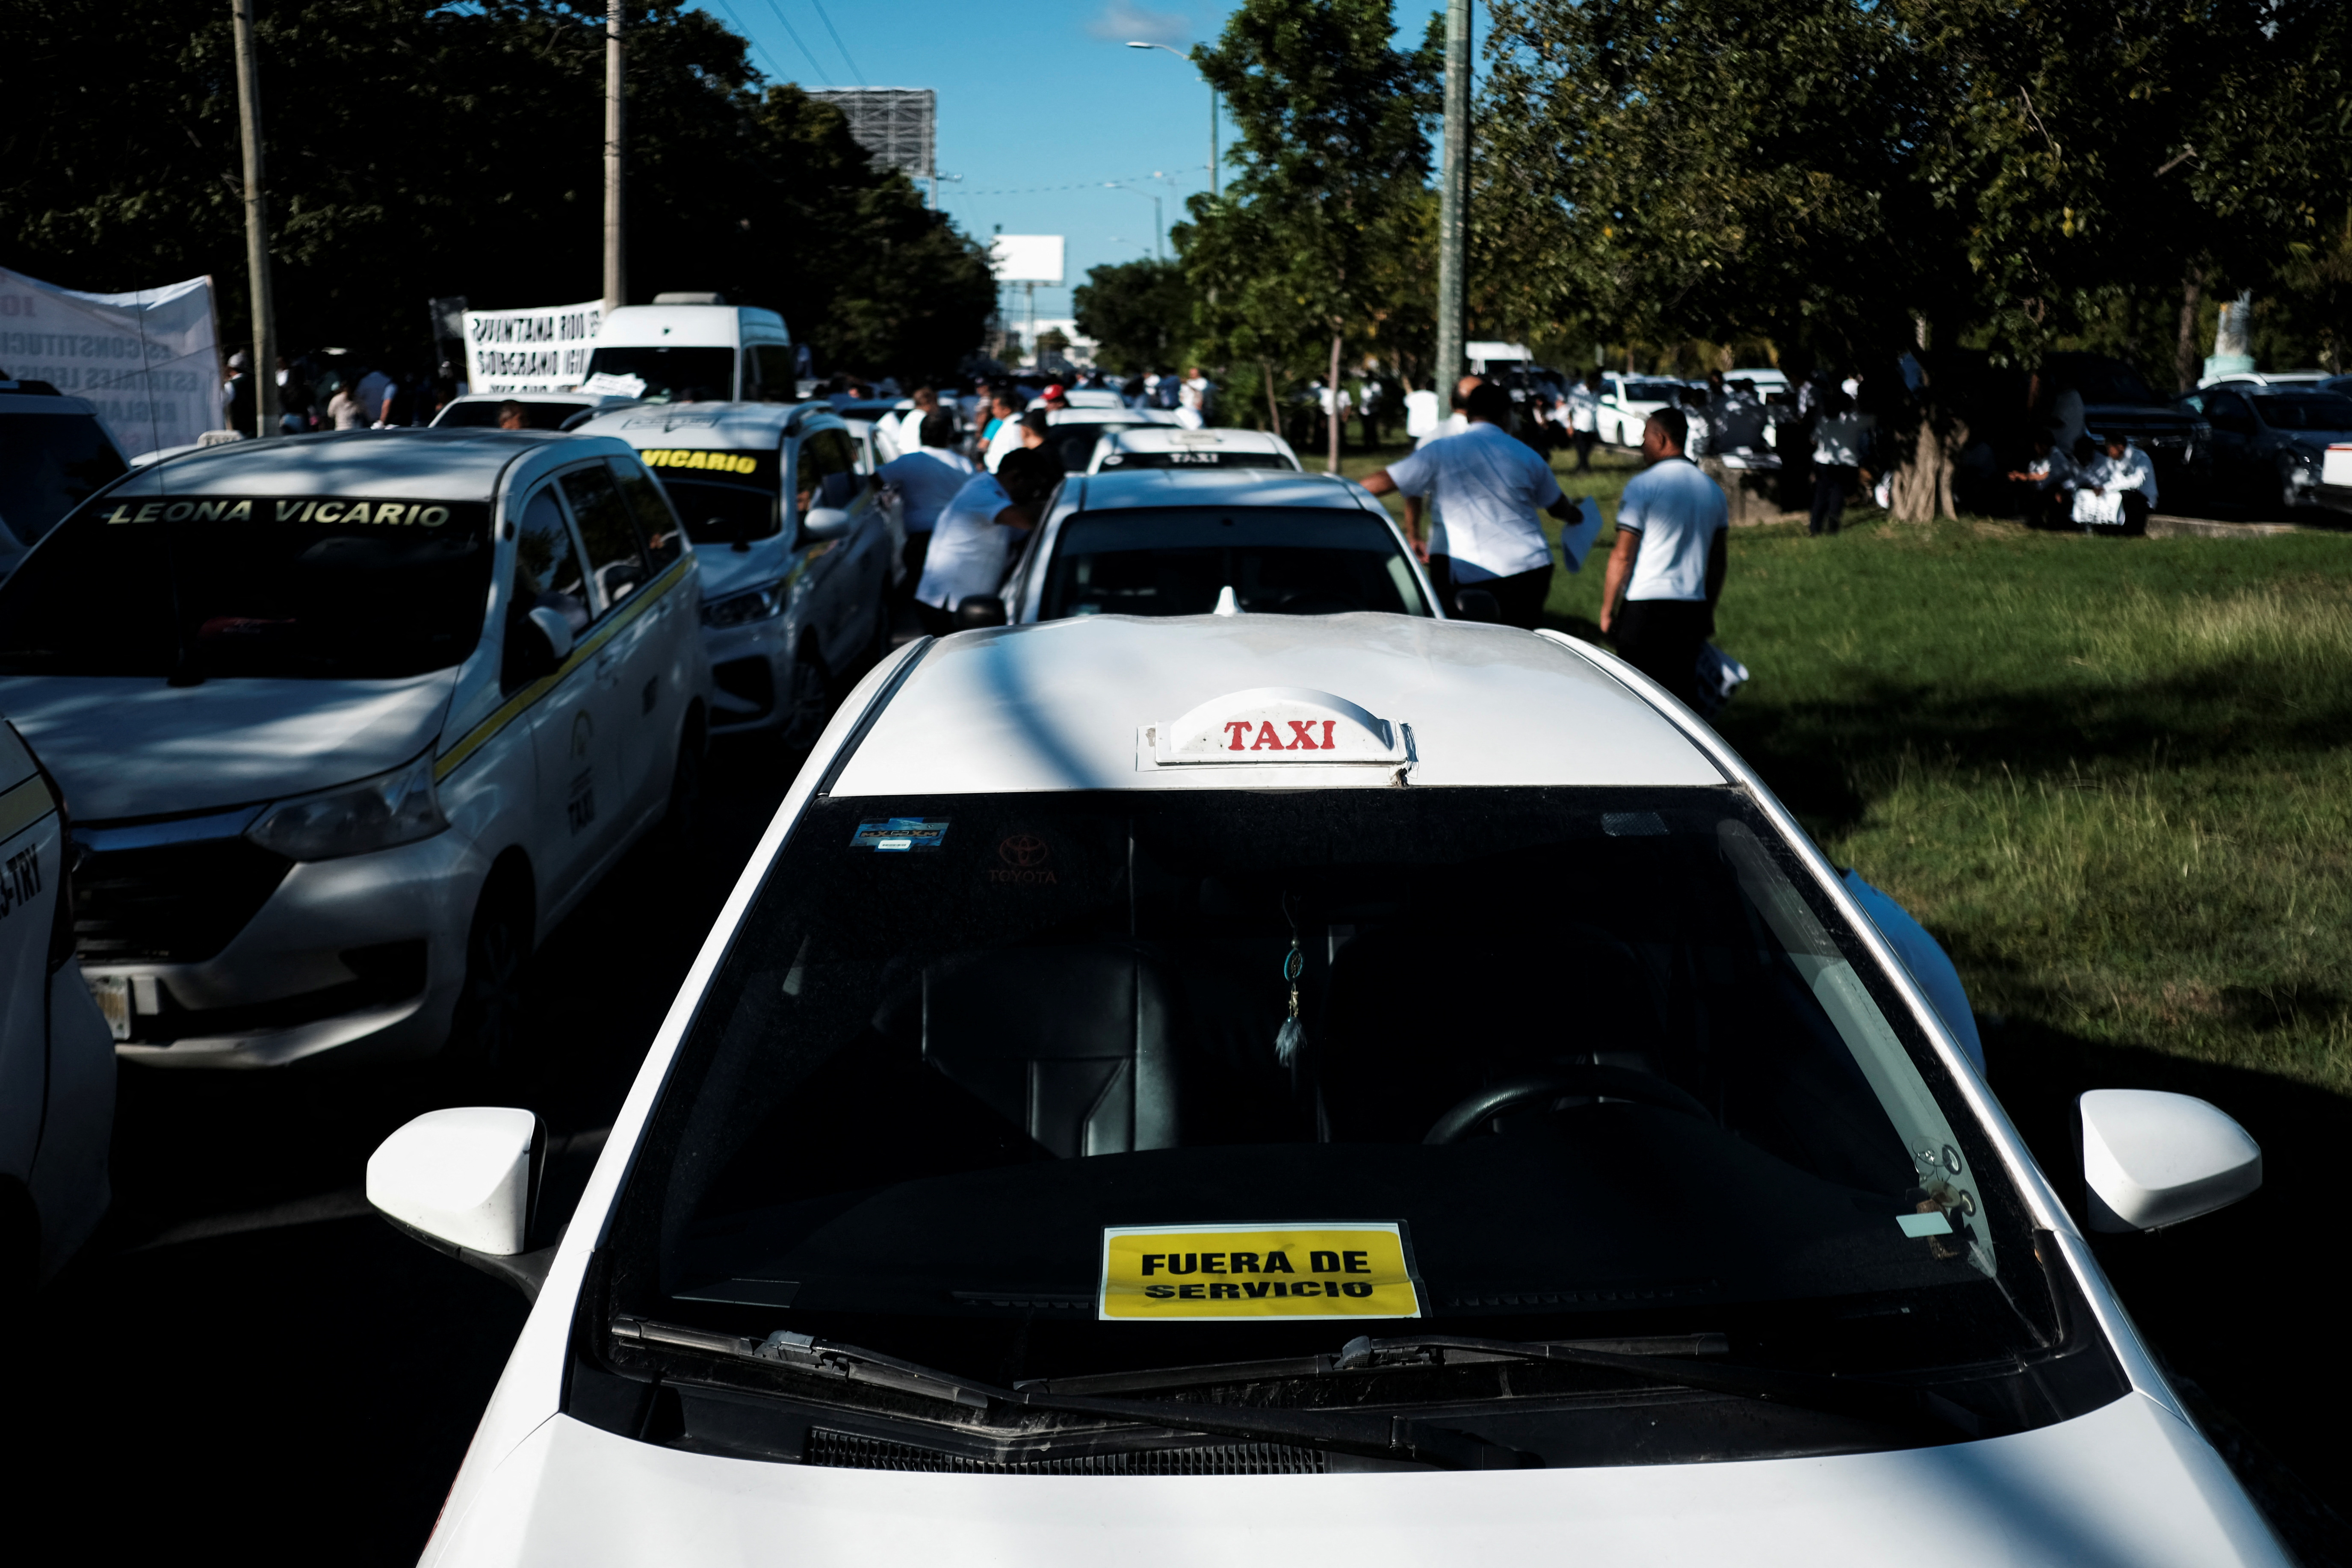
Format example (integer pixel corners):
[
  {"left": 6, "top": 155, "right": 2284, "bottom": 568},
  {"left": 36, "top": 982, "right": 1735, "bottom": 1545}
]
[
  {"left": 998, "top": 469, "right": 1436, "bottom": 623},
  {"left": 0, "top": 430, "right": 712, "bottom": 1067},
  {"left": 0, "top": 719, "right": 113, "bottom": 1285},
  {"left": 374, "top": 612, "right": 2280, "bottom": 1567},
  {"left": 574, "top": 404, "right": 894, "bottom": 738},
  {"left": 1089, "top": 425, "right": 1302, "bottom": 473}
]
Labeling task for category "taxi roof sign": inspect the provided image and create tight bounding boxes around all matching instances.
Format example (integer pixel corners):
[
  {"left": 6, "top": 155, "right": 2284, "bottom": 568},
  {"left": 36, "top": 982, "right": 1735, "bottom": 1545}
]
[{"left": 1149, "top": 686, "right": 1407, "bottom": 767}]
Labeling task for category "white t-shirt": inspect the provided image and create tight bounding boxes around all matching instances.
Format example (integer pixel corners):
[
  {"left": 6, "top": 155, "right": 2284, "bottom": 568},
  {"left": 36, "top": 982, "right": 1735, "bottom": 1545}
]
[
  {"left": 1566, "top": 385, "right": 1600, "bottom": 433},
  {"left": 917, "top": 472, "right": 1017, "bottom": 609},
  {"left": 984, "top": 418, "right": 1025, "bottom": 472},
  {"left": 1615, "top": 457, "right": 1728, "bottom": 602},
  {"left": 1413, "top": 413, "right": 1469, "bottom": 556},
  {"left": 1384, "top": 420, "right": 1563, "bottom": 582},
  {"left": 878, "top": 447, "right": 978, "bottom": 533}
]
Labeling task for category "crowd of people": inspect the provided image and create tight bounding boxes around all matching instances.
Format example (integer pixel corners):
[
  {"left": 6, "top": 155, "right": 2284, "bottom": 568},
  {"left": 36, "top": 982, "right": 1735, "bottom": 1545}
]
[{"left": 222, "top": 350, "right": 465, "bottom": 434}]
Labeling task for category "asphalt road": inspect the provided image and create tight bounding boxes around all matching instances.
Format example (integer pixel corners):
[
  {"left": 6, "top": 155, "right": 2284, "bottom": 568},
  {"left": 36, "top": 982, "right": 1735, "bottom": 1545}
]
[{"left": 13, "top": 710, "right": 2351, "bottom": 1565}]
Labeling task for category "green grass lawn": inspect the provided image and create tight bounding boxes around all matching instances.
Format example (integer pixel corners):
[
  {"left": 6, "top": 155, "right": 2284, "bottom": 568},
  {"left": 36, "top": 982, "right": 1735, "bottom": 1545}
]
[{"left": 1336, "top": 434, "right": 2352, "bottom": 1095}]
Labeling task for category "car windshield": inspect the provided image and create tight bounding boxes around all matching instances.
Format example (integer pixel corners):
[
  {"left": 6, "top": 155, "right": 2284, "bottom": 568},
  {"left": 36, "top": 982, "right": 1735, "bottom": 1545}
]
[
  {"left": 0, "top": 490, "right": 492, "bottom": 679},
  {"left": 0, "top": 411, "right": 127, "bottom": 549},
  {"left": 2250, "top": 392, "right": 2352, "bottom": 431},
  {"left": 434, "top": 399, "right": 587, "bottom": 431},
  {"left": 601, "top": 788, "right": 2054, "bottom": 1424},
  {"left": 657, "top": 476, "right": 781, "bottom": 546},
  {"left": 1039, "top": 508, "right": 1427, "bottom": 618},
  {"left": 1098, "top": 449, "right": 1293, "bottom": 471},
  {"left": 1623, "top": 381, "right": 1683, "bottom": 402},
  {"left": 584, "top": 346, "right": 735, "bottom": 403}
]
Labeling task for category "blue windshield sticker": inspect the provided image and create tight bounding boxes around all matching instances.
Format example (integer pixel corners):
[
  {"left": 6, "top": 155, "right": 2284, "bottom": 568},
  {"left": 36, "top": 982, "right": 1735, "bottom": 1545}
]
[{"left": 851, "top": 818, "right": 950, "bottom": 853}]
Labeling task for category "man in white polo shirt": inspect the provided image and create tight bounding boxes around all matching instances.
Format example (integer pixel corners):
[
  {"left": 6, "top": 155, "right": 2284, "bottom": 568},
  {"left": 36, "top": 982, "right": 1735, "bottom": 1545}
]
[
  {"left": 1362, "top": 382, "right": 1584, "bottom": 628},
  {"left": 1601, "top": 405, "right": 1729, "bottom": 708},
  {"left": 877, "top": 410, "right": 977, "bottom": 593}
]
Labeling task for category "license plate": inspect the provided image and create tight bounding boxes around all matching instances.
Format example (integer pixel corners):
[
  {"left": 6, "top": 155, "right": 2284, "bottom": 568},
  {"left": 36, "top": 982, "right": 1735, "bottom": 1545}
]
[{"left": 87, "top": 975, "right": 131, "bottom": 1042}]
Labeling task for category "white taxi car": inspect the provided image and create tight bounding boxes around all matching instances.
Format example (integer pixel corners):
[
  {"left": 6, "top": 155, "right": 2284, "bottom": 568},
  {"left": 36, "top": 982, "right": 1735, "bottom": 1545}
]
[
  {"left": 575, "top": 404, "right": 894, "bottom": 739},
  {"left": 375, "top": 613, "right": 2281, "bottom": 1567},
  {"left": 0, "top": 719, "right": 113, "bottom": 1286},
  {"left": 0, "top": 430, "right": 712, "bottom": 1067},
  {"left": 1000, "top": 469, "right": 1436, "bottom": 623},
  {"left": 1088, "top": 425, "right": 1302, "bottom": 473}
]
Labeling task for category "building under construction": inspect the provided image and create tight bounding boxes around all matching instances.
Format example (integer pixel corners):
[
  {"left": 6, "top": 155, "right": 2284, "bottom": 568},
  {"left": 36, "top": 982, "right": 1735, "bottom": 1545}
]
[{"left": 807, "top": 89, "right": 936, "bottom": 193}]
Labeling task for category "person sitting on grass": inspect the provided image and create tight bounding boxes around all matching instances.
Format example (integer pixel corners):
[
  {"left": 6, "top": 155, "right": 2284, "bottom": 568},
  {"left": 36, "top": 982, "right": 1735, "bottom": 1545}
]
[
  {"left": 2006, "top": 428, "right": 2079, "bottom": 529},
  {"left": 2071, "top": 432, "right": 2157, "bottom": 536}
]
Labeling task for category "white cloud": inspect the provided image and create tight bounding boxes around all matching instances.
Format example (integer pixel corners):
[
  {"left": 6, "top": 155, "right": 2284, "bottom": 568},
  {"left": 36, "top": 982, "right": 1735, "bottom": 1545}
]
[{"left": 1085, "top": 0, "right": 1191, "bottom": 47}]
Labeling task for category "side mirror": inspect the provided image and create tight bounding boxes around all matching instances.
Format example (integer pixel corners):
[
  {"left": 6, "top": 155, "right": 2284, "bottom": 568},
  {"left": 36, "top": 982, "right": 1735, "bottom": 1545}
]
[
  {"left": 507, "top": 605, "right": 574, "bottom": 683},
  {"left": 367, "top": 1107, "right": 556, "bottom": 1296},
  {"left": 802, "top": 505, "right": 855, "bottom": 541},
  {"left": 1451, "top": 588, "right": 1502, "bottom": 624},
  {"left": 954, "top": 594, "right": 1008, "bottom": 629},
  {"left": 2078, "top": 1089, "right": 2261, "bottom": 1232}
]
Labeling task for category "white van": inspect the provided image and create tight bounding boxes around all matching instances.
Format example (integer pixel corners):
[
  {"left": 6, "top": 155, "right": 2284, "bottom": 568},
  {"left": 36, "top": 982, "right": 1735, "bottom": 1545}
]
[{"left": 580, "top": 294, "right": 797, "bottom": 405}]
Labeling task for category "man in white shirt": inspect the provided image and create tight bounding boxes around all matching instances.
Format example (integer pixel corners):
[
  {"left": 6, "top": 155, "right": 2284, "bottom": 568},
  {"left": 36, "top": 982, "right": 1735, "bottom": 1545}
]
[
  {"left": 1601, "top": 405, "right": 1729, "bottom": 708},
  {"left": 1402, "top": 375, "right": 1483, "bottom": 591},
  {"left": 983, "top": 392, "right": 1031, "bottom": 472},
  {"left": 878, "top": 411, "right": 978, "bottom": 591},
  {"left": 888, "top": 384, "right": 941, "bottom": 456},
  {"left": 1566, "top": 372, "right": 1602, "bottom": 471},
  {"left": 1363, "top": 382, "right": 1585, "bottom": 628},
  {"left": 914, "top": 445, "right": 1058, "bottom": 633},
  {"left": 2071, "top": 433, "right": 2157, "bottom": 534}
]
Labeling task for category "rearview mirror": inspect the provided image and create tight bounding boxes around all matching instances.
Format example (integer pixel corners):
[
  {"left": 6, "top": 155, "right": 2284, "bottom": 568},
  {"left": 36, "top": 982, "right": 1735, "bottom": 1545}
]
[
  {"left": 2078, "top": 1089, "right": 2261, "bottom": 1232},
  {"left": 802, "top": 505, "right": 855, "bottom": 541},
  {"left": 367, "top": 1107, "right": 556, "bottom": 1296},
  {"left": 954, "top": 594, "right": 1008, "bottom": 629}
]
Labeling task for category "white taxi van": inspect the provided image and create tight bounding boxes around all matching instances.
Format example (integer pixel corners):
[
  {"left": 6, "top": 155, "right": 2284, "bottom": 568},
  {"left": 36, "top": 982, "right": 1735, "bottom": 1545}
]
[
  {"left": 1002, "top": 469, "right": 1435, "bottom": 623},
  {"left": 0, "top": 430, "right": 711, "bottom": 1067},
  {"left": 579, "top": 295, "right": 795, "bottom": 405},
  {"left": 0, "top": 719, "right": 113, "bottom": 1285},
  {"left": 375, "top": 614, "right": 2281, "bottom": 1566},
  {"left": 574, "top": 404, "right": 894, "bottom": 737}
]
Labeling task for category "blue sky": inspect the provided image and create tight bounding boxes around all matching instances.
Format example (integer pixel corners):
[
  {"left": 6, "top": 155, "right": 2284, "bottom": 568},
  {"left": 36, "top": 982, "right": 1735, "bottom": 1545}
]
[{"left": 691, "top": 0, "right": 1451, "bottom": 320}]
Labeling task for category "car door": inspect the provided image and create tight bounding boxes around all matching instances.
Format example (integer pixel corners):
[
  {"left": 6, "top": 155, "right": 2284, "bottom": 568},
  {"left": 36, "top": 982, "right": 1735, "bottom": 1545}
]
[
  {"left": 607, "top": 456, "right": 697, "bottom": 795},
  {"left": 556, "top": 462, "right": 667, "bottom": 842},
  {"left": 505, "top": 483, "right": 609, "bottom": 917},
  {"left": 2201, "top": 389, "right": 2259, "bottom": 492},
  {"left": 791, "top": 425, "right": 884, "bottom": 668}
]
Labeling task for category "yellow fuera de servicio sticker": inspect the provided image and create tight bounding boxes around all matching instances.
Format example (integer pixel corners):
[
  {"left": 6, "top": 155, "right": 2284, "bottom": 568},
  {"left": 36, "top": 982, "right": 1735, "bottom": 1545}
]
[{"left": 1099, "top": 1223, "right": 1422, "bottom": 1321}]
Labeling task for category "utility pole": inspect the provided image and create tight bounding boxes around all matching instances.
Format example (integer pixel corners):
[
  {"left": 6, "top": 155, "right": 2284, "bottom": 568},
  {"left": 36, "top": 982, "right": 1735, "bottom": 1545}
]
[
  {"left": 1433, "top": 0, "right": 1471, "bottom": 395},
  {"left": 603, "top": 0, "right": 626, "bottom": 315},
  {"left": 230, "top": 0, "right": 278, "bottom": 438}
]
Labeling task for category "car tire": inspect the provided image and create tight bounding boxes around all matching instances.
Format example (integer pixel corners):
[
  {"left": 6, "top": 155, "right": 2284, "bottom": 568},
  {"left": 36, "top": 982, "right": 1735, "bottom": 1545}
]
[{"left": 447, "top": 868, "right": 532, "bottom": 1072}]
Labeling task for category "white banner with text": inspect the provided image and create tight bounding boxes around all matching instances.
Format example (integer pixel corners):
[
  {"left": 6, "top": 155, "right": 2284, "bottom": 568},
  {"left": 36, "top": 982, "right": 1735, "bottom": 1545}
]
[
  {"left": 462, "top": 299, "right": 603, "bottom": 393},
  {"left": 0, "top": 267, "right": 220, "bottom": 458}
]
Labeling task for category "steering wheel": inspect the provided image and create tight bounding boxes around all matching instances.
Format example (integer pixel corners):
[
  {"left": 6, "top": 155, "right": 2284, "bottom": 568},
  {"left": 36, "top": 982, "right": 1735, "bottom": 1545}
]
[{"left": 1424, "top": 1067, "right": 1711, "bottom": 1145}]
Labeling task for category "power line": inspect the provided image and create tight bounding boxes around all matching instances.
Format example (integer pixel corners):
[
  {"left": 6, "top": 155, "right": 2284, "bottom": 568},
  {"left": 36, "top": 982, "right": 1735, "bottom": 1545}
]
[
  {"left": 708, "top": 0, "right": 790, "bottom": 80},
  {"left": 759, "top": 0, "right": 830, "bottom": 80},
  {"left": 805, "top": 0, "right": 864, "bottom": 85},
  {"left": 943, "top": 172, "right": 1196, "bottom": 198}
]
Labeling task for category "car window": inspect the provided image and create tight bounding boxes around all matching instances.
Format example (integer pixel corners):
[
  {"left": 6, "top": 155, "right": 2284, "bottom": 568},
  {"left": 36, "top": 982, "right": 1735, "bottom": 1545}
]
[
  {"left": 561, "top": 464, "right": 650, "bottom": 611},
  {"left": 434, "top": 399, "right": 580, "bottom": 431},
  {"left": 1041, "top": 507, "right": 1427, "bottom": 619},
  {"left": 1625, "top": 381, "right": 1683, "bottom": 402},
  {"left": 2247, "top": 392, "right": 2352, "bottom": 431},
  {"left": 582, "top": 345, "right": 735, "bottom": 403},
  {"left": 749, "top": 345, "right": 798, "bottom": 403},
  {"left": 506, "top": 487, "right": 590, "bottom": 689},
  {"left": 598, "top": 787, "right": 2058, "bottom": 1447},
  {"left": 610, "top": 461, "right": 685, "bottom": 570},
  {"left": 794, "top": 428, "right": 860, "bottom": 518},
  {"left": 0, "top": 486, "right": 491, "bottom": 680},
  {"left": 0, "top": 411, "right": 127, "bottom": 547},
  {"left": 2206, "top": 390, "right": 2255, "bottom": 432}
]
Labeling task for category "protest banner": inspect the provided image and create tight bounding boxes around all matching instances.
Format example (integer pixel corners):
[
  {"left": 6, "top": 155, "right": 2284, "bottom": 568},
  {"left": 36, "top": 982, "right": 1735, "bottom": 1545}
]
[
  {"left": 0, "top": 267, "right": 221, "bottom": 458},
  {"left": 462, "top": 299, "right": 603, "bottom": 393}
]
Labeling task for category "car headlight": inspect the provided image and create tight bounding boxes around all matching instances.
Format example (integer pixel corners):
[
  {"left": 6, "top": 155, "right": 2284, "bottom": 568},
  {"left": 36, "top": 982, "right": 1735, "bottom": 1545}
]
[
  {"left": 246, "top": 750, "right": 448, "bottom": 862},
  {"left": 700, "top": 581, "right": 787, "bottom": 628}
]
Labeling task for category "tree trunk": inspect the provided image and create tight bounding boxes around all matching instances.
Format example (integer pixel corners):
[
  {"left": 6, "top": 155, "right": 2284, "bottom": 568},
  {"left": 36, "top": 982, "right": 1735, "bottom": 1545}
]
[
  {"left": 1262, "top": 360, "right": 1279, "bottom": 436},
  {"left": 2174, "top": 267, "right": 2206, "bottom": 393},
  {"left": 1328, "top": 331, "right": 1344, "bottom": 473},
  {"left": 1889, "top": 410, "right": 1968, "bottom": 523}
]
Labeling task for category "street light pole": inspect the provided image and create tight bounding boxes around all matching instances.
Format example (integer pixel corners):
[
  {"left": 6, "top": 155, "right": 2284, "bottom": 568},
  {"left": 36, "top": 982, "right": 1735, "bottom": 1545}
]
[
  {"left": 603, "top": 0, "right": 626, "bottom": 315},
  {"left": 1105, "top": 183, "right": 1163, "bottom": 261},
  {"left": 230, "top": 0, "right": 278, "bottom": 438},
  {"left": 1127, "top": 40, "right": 1217, "bottom": 198},
  {"left": 1434, "top": 0, "right": 1471, "bottom": 393}
]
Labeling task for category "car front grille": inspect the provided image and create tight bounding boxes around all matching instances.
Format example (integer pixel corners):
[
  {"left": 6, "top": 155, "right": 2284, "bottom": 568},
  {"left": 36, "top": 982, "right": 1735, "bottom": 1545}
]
[
  {"left": 74, "top": 836, "right": 294, "bottom": 963},
  {"left": 805, "top": 1429, "right": 1329, "bottom": 1475}
]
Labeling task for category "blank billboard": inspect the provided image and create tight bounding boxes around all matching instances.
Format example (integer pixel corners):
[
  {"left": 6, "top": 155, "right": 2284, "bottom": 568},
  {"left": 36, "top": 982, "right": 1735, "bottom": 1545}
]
[{"left": 991, "top": 235, "right": 1066, "bottom": 285}]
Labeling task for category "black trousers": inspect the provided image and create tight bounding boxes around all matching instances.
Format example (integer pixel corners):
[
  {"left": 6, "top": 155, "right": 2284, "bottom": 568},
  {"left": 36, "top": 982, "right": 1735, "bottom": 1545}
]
[
  {"left": 1810, "top": 465, "right": 1856, "bottom": 534},
  {"left": 1454, "top": 564, "right": 1554, "bottom": 629},
  {"left": 1612, "top": 599, "right": 1713, "bottom": 708},
  {"left": 1572, "top": 430, "right": 1597, "bottom": 471}
]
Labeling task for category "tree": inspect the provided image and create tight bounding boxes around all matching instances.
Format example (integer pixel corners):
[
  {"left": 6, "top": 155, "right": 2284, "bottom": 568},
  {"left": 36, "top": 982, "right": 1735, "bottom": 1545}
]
[
  {"left": 1073, "top": 258, "right": 1197, "bottom": 372},
  {"left": 0, "top": 0, "right": 994, "bottom": 375},
  {"left": 1179, "top": 0, "right": 1440, "bottom": 469}
]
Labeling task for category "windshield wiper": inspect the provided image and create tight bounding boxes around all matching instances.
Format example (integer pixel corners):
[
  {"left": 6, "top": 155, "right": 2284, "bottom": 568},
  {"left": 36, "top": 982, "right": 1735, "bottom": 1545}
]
[
  {"left": 1328, "top": 1333, "right": 1984, "bottom": 1438},
  {"left": 612, "top": 1316, "right": 1536, "bottom": 1470}
]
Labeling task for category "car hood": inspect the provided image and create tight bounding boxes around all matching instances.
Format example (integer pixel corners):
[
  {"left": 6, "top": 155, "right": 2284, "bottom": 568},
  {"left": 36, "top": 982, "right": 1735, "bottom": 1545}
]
[
  {"left": 428, "top": 1393, "right": 2285, "bottom": 1568},
  {"left": 695, "top": 539, "right": 792, "bottom": 605},
  {"left": 0, "top": 671, "right": 455, "bottom": 822}
]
